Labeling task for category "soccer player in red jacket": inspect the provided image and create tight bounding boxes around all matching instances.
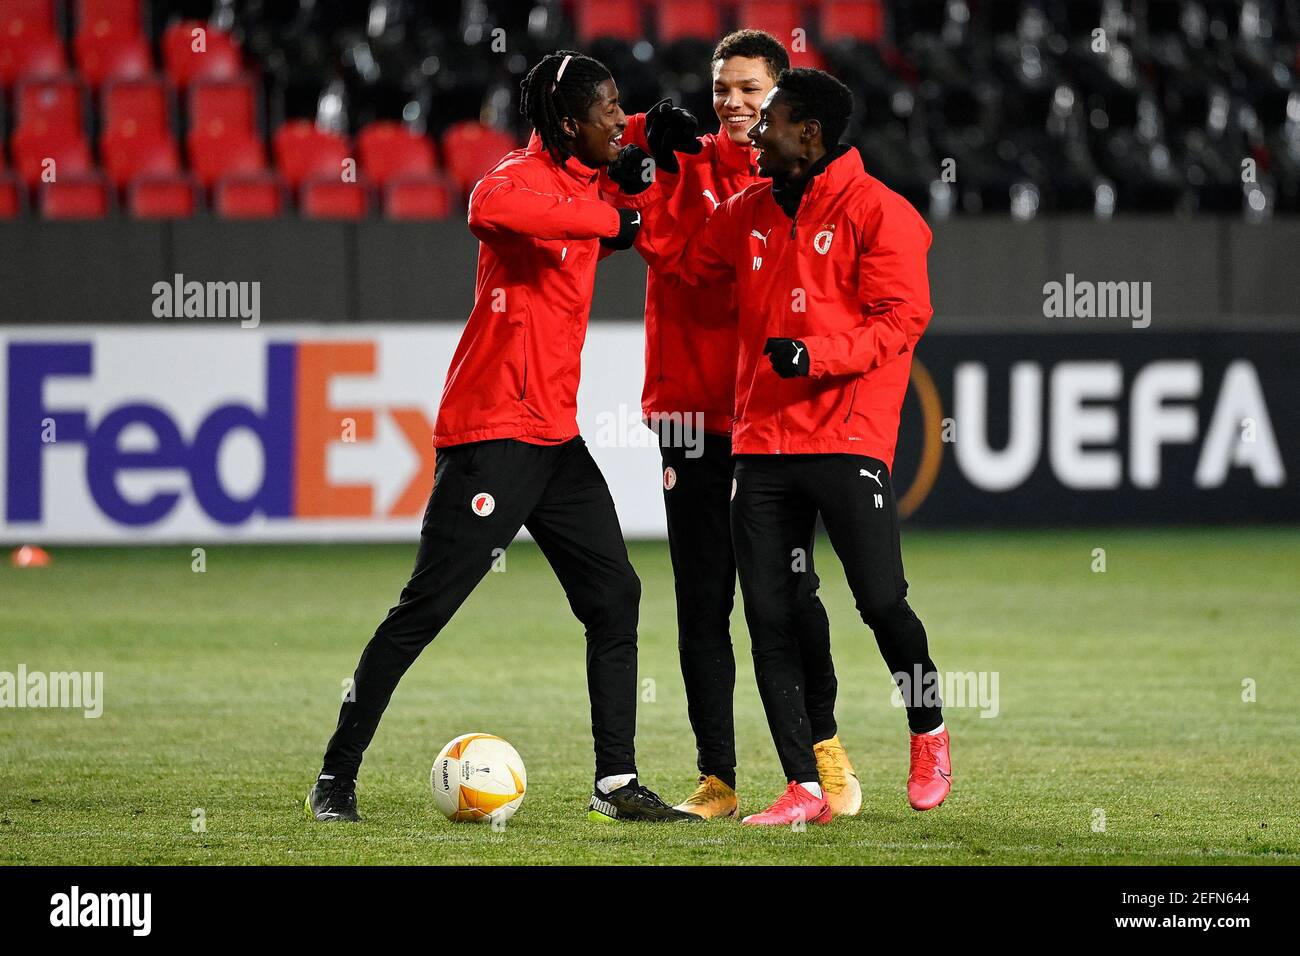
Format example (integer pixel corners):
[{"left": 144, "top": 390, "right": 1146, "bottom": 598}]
[
  {"left": 307, "top": 52, "right": 695, "bottom": 824},
  {"left": 611, "top": 31, "right": 859, "bottom": 820},
  {"left": 636, "top": 69, "right": 952, "bottom": 825}
]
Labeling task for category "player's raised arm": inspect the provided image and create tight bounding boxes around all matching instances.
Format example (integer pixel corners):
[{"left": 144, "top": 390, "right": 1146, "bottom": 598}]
[
  {"left": 598, "top": 96, "right": 736, "bottom": 286},
  {"left": 802, "top": 193, "right": 934, "bottom": 379},
  {"left": 467, "top": 52, "right": 649, "bottom": 247},
  {"left": 632, "top": 174, "right": 741, "bottom": 287},
  {"left": 467, "top": 172, "right": 623, "bottom": 242}
]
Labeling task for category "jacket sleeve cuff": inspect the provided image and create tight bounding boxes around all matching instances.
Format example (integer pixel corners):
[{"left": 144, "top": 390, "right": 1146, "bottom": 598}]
[
  {"left": 803, "top": 336, "right": 831, "bottom": 378},
  {"left": 598, "top": 202, "right": 624, "bottom": 237},
  {"left": 612, "top": 171, "right": 676, "bottom": 211}
]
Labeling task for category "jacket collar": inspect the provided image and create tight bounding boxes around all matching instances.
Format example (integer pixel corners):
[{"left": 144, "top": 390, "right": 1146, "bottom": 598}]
[
  {"left": 714, "top": 126, "right": 758, "bottom": 176},
  {"left": 770, "top": 143, "right": 860, "bottom": 218},
  {"left": 526, "top": 130, "right": 602, "bottom": 184}
]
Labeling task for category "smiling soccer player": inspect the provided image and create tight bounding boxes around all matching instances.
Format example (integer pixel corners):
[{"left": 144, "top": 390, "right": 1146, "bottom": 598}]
[
  {"left": 609, "top": 31, "right": 862, "bottom": 822},
  {"left": 635, "top": 69, "right": 953, "bottom": 825},
  {"left": 306, "top": 52, "right": 694, "bottom": 825}
]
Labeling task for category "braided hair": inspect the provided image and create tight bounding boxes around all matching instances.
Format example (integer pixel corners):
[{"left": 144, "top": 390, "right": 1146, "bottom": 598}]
[{"left": 519, "top": 51, "right": 614, "bottom": 164}]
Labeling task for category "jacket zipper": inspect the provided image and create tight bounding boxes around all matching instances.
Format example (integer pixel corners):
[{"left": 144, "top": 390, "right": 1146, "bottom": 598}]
[
  {"left": 777, "top": 189, "right": 811, "bottom": 450},
  {"left": 520, "top": 324, "right": 528, "bottom": 400},
  {"left": 843, "top": 380, "right": 859, "bottom": 423}
]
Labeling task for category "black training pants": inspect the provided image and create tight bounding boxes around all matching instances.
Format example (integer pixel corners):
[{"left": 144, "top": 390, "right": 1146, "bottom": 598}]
[
  {"left": 731, "top": 453, "right": 943, "bottom": 783},
  {"left": 660, "top": 431, "right": 837, "bottom": 779},
  {"left": 322, "top": 437, "right": 640, "bottom": 780}
]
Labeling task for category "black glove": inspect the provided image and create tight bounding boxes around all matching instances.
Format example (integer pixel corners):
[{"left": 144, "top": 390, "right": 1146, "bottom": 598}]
[
  {"left": 763, "top": 338, "right": 810, "bottom": 378},
  {"left": 644, "top": 97, "right": 703, "bottom": 175},
  {"left": 606, "top": 144, "right": 655, "bottom": 195},
  {"left": 601, "top": 207, "right": 642, "bottom": 250}
]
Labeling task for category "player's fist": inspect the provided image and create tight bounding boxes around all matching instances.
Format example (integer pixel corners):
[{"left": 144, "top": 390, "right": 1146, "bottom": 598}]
[
  {"left": 607, "top": 144, "right": 656, "bottom": 195},
  {"left": 601, "top": 207, "right": 643, "bottom": 250},
  {"left": 645, "top": 98, "right": 704, "bottom": 175},
  {"left": 763, "top": 338, "right": 810, "bottom": 378}
]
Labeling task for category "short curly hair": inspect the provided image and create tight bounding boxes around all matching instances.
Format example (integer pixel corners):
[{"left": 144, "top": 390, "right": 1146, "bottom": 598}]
[
  {"left": 774, "top": 68, "right": 854, "bottom": 146},
  {"left": 711, "top": 29, "right": 789, "bottom": 82}
]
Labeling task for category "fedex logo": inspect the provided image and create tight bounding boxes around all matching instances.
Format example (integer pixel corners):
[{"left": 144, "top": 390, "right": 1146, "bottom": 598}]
[{"left": 6, "top": 341, "right": 437, "bottom": 527}]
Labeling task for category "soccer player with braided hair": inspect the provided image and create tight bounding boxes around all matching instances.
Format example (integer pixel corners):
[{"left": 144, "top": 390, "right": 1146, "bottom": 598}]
[{"left": 306, "top": 51, "right": 694, "bottom": 825}]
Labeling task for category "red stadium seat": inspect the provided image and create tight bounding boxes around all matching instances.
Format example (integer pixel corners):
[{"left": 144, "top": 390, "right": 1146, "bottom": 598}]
[
  {"left": 357, "top": 121, "right": 436, "bottom": 186},
  {"left": 0, "top": 174, "right": 21, "bottom": 218},
  {"left": 572, "top": 0, "right": 641, "bottom": 44},
  {"left": 189, "top": 79, "right": 258, "bottom": 140},
  {"left": 821, "top": 0, "right": 885, "bottom": 43},
  {"left": 40, "top": 175, "right": 109, "bottom": 218},
  {"left": 383, "top": 174, "right": 454, "bottom": 220},
  {"left": 101, "top": 128, "right": 180, "bottom": 188},
  {"left": 737, "top": 1, "right": 824, "bottom": 68},
  {"left": 128, "top": 173, "right": 195, "bottom": 218},
  {"left": 161, "top": 20, "right": 243, "bottom": 88},
  {"left": 273, "top": 119, "right": 351, "bottom": 188},
  {"left": 0, "top": 29, "right": 66, "bottom": 86},
  {"left": 300, "top": 176, "right": 368, "bottom": 219},
  {"left": 737, "top": 1, "right": 802, "bottom": 36},
  {"left": 15, "top": 77, "right": 84, "bottom": 134},
  {"left": 213, "top": 172, "right": 283, "bottom": 218},
  {"left": 75, "top": 29, "right": 153, "bottom": 88},
  {"left": 12, "top": 129, "right": 93, "bottom": 186},
  {"left": 12, "top": 80, "right": 92, "bottom": 186},
  {"left": 188, "top": 80, "right": 264, "bottom": 186},
  {"left": 76, "top": 0, "right": 142, "bottom": 32},
  {"left": 440, "top": 121, "right": 517, "bottom": 194},
  {"left": 189, "top": 131, "right": 266, "bottom": 187},
  {"left": 1, "top": 0, "right": 57, "bottom": 37},
  {"left": 657, "top": 0, "right": 721, "bottom": 44},
  {"left": 102, "top": 78, "right": 169, "bottom": 138}
]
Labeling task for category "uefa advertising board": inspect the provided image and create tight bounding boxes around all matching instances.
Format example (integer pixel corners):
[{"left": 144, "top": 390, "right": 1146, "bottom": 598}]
[{"left": 1, "top": 326, "right": 1295, "bottom": 543}]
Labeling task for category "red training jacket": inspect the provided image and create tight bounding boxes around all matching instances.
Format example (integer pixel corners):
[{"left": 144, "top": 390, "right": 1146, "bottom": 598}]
[
  {"left": 612, "top": 114, "right": 763, "bottom": 435},
  {"left": 636, "top": 146, "right": 933, "bottom": 468},
  {"left": 433, "top": 133, "right": 628, "bottom": 449}
]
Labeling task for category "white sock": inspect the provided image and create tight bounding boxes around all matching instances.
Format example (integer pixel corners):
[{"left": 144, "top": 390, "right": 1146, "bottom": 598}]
[
  {"left": 597, "top": 773, "right": 636, "bottom": 794},
  {"left": 912, "top": 722, "right": 945, "bottom": 737},
  {"left": 799, "top": 781, "right": 823, "bottom": 799}
]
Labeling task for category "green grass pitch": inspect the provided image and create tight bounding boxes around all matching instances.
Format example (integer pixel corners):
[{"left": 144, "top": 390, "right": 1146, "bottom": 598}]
[{"left": 2, "top": 528, "right": 1297, "bottom": 865}]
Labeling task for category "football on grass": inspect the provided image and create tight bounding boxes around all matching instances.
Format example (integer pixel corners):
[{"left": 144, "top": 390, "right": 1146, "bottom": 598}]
[{"left": 431, "top": 733, "right": 527, "bottom": 824}]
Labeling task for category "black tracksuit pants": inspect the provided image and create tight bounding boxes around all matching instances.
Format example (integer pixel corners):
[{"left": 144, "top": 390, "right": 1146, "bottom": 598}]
[
  {"left": 731, "top": 453, "right": 943, "bottom": 783},
  {"left": 322, "top": 436, "right": 640, "bottom": 781},
  {"left": 660, "top": 431, "right": 837, "bottom": 780}
]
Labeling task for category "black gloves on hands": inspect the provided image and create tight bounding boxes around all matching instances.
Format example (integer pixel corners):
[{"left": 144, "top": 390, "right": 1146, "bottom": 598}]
[
  {"left": 606, "top": 144, "right": 655, "bottom": 195},
  {"left": 603, "top": 146, "right": 650, "bottom": 250},
  {"left": 644, "top": 98, "right": 703, "bottom": 175},
  {"left": 764, "top": 338, "right": 810, "bottom": 378},
  {"left": 601, "top": 207, "right": 643, "bottom": 250}
]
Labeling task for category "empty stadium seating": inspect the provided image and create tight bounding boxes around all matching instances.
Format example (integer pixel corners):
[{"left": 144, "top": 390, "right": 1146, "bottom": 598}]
[{"left": 0, "top": 1, "right": 1295, "bottom": 219}]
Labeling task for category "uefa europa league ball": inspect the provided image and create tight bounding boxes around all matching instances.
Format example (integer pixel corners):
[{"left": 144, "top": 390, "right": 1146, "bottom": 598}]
[{"left": 430, "top": 733, "right": 527, "bottom": 824}]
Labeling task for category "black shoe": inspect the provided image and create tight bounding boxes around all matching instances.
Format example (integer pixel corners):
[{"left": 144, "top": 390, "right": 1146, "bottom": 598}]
[
  {"left": 304, "top": 776, "right": 361, "bottom": 822},
  {"left": 587, "top": 778, "right": 701, "bottom": 823}
]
